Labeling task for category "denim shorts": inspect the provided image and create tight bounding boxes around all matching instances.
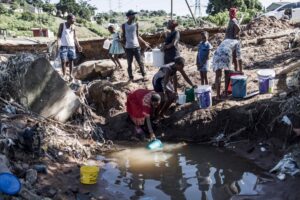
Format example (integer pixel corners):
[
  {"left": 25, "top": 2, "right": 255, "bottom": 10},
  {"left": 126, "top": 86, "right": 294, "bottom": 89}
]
[{"left": 60, "top": 46, "right": 76, "bottom": 61}]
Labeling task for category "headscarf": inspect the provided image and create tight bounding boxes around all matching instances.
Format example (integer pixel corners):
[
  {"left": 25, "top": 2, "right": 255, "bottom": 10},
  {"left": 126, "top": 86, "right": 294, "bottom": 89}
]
[
  {"left": 229, "top": 8, "right": 238, "bottom": 19},
  {"left": 168, "top": 20, "right": 179, "bottom": 29}
]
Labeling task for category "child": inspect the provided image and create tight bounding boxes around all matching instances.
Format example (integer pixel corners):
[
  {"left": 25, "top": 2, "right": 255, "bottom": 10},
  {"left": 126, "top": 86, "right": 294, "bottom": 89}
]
[
  {"left": 108, "top": 25, "right": 125, "bottom": 69},
  {"left": 197, "top": 31, "right": 213, "bottom": 85}
]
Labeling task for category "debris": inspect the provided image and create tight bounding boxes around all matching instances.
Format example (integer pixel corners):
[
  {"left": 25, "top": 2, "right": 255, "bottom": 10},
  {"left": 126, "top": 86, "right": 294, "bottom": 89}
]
[
  {"left": 33, "top": 164, "right": 47, "bottom": 174},
  {"left": 282, "top": 115, "right": 292, "bottom": 126},
  {"left": 0, "top": 154, "right": 10, "bottom": 173},
  {"left": 19, "top": 187, "right": 41, "bottom": 200},
  {"left": 25, "top": 169, "right": 38, "bottom": 185},
  {"left": 270, "top": 153, "right": 300, "bottom": 179}
]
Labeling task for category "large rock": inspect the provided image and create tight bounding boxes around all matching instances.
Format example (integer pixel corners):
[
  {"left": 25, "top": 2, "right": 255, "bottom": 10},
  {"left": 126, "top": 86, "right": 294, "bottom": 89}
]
[
  {"left": 0, "top": 54, "right": 80, "bottom": 122},
  {"left": 73, "top": 59, "right": 126, "bottom": 80},
  {"left": 88, "top": 80, "right": 126, "bottom": 115}
]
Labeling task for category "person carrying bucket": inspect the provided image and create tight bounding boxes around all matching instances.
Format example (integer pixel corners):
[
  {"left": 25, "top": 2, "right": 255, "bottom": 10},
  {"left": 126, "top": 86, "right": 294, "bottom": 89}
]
[
  {"left": 107, "top": 25, "right": 125, "bottom": 69},
  {"left": 126, "top": 89, "right": 161, "bottom": 141},
  {"left": 162, "top": 20, "right": 180, "bottom": 64},
  {"left": 152, "top": 56, "right": 196, "bottom": 118},
  {"left": 196, "top": 31, "right": 213, "bottom": 85},
  {"left": 212, "top": 39, "right": 242, "bottom": 100}
]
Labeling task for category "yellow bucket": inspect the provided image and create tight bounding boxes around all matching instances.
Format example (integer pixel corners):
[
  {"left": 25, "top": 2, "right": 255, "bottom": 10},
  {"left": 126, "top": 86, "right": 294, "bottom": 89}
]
[{"left": 80, "top": 166, "right": 100, "bottom": 184}]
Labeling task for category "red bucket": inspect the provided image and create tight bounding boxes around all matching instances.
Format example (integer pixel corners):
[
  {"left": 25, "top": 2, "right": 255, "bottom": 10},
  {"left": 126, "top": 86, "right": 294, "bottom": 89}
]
[{"left": 227, "top": 71, "right": 244, "bottom": 94}]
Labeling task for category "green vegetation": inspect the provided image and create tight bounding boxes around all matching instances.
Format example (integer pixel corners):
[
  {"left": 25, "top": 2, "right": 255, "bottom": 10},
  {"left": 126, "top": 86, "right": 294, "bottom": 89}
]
[
  {"left": 204, "top": 9, "right": 260, "bottom": 26},
  {"left": 207, "top": 0, "right": 262, "bottom": 15}
]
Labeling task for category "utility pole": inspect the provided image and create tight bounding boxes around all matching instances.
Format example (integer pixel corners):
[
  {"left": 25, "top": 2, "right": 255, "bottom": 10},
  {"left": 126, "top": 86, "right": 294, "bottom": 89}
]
[
  {"left": 171, "top": 0, "right": 173, "bottom": 20},
  {"left": 109, "top": 0, "right": 112, "bottom": 13},
  {"left": 194, "top": 0, "right": 201, "bottom": 17},
  {"left": 118, "top": 0, "right": 121, "bottom": 12}
]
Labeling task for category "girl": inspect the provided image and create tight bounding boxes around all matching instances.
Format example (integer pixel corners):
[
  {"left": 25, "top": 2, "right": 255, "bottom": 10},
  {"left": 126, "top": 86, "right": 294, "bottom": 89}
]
[{"left": 108, "top": 25, "right": 125, "bottom": 69}]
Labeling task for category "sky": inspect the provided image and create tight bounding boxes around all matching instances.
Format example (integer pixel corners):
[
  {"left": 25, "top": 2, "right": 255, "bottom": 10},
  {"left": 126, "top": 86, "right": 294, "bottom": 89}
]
[{"left": 51, "top": 0, "right": 300, "bottom": 16}]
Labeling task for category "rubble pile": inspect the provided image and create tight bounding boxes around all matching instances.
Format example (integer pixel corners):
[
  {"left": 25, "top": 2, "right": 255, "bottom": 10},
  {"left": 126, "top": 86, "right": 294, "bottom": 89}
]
[{"left": 241, "top": 16, "right": 291, "bottom": 38}]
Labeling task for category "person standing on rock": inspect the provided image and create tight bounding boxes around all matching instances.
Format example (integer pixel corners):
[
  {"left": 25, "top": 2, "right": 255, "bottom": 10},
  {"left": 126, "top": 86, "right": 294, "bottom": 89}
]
[
  {"left": 126, "top": 89, "right": 161, "bottom": 140},
  {"left": 122, "top": 10, "right": 150, "bottom": 82},
  {"left": 225, "top": 8, "right": 241, "bottom": 72},
  {"left": 57, "top": 13, "right": 82, "bottom": 81},
  {"left": 162, "top": 20, "right": 180, "bottom": 64},
  {"left": 212, "top": 39, "right": 242, "bottom": 100}
]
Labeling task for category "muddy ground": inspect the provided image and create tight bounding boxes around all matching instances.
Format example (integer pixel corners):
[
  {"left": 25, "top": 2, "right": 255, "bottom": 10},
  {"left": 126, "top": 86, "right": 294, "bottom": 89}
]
[{"left": 1, "top": 17, "right": 300, "bottom": 200}]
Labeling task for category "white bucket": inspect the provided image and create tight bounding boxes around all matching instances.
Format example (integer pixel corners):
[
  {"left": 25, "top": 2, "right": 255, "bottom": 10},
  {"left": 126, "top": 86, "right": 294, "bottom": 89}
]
[
  {"left": 103, "top": 39, "right": 111, "bottom": 50},
  {"left": 144, "top": 51, "right": 153, "bottom": 65},
  {"left": 177, "top": 94, "right": 186, "bottom": 105},
  {"left": 195, "top": 85, "right": 212, "bottom": 109},
  {"left": 257, "top": 69, "right": 276, "bottom": 94},
  {"left": 152, "top": 48, "right": 164, "bottom": 68}
]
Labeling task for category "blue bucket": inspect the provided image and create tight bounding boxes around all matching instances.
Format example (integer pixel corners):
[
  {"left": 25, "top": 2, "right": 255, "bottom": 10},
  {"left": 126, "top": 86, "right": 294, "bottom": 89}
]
[
  {"left": 0, "top": 173, "right": 21, "bottom": 195},
  {"left": 195, "top": 85, "right": 212, "bottom": 109},
  {"left": 231, "top": 75, "right": 247, "bottom": 98}
]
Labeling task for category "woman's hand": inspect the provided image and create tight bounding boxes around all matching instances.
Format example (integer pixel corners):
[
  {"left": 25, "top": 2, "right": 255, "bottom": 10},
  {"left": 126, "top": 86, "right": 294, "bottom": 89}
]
[{"left": 150, "top": 133, "right": 156, "bottom": 140}]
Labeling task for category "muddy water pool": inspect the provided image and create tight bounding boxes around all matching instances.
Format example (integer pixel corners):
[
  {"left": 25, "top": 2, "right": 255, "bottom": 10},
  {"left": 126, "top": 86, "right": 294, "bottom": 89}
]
[{"left": 85, "top": 144, "right": 265, "bottom": 200}]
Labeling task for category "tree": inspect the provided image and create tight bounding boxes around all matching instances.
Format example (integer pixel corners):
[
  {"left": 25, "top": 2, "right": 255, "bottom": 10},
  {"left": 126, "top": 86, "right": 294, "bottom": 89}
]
[
  {"left": 0, "top": 4, "right": 8, "bottom": 15},
  {"left": 42, "top": 2, "right": 55, "bottom": 14},
  {"left": 207, "top": 0, "right": 262, "bottom": 15},
  {"left": 56, "top": 0, "right": 78, "bottom": 15}
]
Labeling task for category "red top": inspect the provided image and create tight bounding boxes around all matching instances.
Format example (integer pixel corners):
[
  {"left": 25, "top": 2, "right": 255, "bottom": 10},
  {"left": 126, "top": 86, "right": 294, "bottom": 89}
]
[{"left": 126, "top": 89, "right": 154, "bottom": 125}]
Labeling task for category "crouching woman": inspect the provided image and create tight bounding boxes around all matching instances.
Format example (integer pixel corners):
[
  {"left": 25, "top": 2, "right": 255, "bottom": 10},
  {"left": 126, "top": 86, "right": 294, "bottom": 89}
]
[{"left": 126, "top": 89, "right": 161, "bottom": 140}]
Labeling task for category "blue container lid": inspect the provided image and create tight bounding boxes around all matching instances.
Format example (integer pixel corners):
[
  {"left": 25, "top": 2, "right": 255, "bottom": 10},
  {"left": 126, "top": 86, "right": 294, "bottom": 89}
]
[{"left": 0, "top": 173, "right": 21, "bottom": 195}]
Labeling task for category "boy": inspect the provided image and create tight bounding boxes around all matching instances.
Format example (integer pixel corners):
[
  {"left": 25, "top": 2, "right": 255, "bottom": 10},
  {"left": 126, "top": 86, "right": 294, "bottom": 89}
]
[
  {"left": 122, "top": 10, "right": 150, "bottom": 81},
  {"left": 57, "top": 14, "right": 82, "bottom": 81},
  {"left": 197, "top": 31, "right": 212, "bottom": 85}
]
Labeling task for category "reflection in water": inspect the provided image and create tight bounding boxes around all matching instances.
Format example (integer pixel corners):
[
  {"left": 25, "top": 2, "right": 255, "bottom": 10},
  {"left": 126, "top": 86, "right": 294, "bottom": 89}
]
[{"left": 100, "top": 144, "right": 260, "bottom": 200}]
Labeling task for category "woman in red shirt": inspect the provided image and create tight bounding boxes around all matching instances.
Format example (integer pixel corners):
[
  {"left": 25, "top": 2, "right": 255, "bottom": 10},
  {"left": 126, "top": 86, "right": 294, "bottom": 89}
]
[{"left": 126, "top": 89, "right": 161, "bottom": 140}]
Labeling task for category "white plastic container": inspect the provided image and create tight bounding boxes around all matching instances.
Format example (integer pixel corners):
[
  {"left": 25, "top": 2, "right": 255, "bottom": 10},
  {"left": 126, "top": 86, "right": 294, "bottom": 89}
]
[
  {"left": 144, "top": 51, "right": 153, "bottom": 65},
  {"left": 103, "top": 39, "right": 111, "bottom": 50},
  {"left": 177, "top": 94, "right": 186, "bottom": 105},
  {"left": 195, "top": 85, "right": 212, "bottom": 109},
  {"left": 152, "top": 48, "right": 164, "bottom": 68},
  {"left": 257, "top": 69, "right": 276, "bottom": 94}
]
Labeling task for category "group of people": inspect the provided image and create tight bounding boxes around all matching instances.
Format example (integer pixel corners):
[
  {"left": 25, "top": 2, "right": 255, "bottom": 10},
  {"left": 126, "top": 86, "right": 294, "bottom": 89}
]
[
  {"left": 126, "top": 8, "right": 243, "bottom": 140},
  {"left": 56, "top": 8, "right": 243, "bottom": 140}
]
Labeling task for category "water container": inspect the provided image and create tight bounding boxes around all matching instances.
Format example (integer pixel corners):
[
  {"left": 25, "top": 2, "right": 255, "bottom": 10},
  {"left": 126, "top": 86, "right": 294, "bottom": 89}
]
[
  {"left": 152, "top": 49, "right": 164, "bottom": 68},
  {"left": 195, "top": 85, "right": 212, "bottom": 109},
  {"left": 177, "top": 94, "right": 186, "bottom": 105},
  {"left": 80, "top": 166, "right": 100, "bottom": 185},
  {"left": 227, "top": 71, "right": 244, "bottom": 94},
  {"left": 147, "top": 139, "right": 163, "bottom": 150},
  {"left": 144, "top": 51, "right": 153, "bottom": 65},
  {"left": 185, "top": 88, "right": 195, "bottom": 102},
  {"left": 231, "top": 75, "right": 247, "bottom": 98},
  {"left": 257, "top": 69, "right": 276, "bottom": 94},
  {"left": 0, "top": 173, "right": 21, "bottom": 195},
  {"left": 103, "top": 39, "right": 111, "bottom": 50}
]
